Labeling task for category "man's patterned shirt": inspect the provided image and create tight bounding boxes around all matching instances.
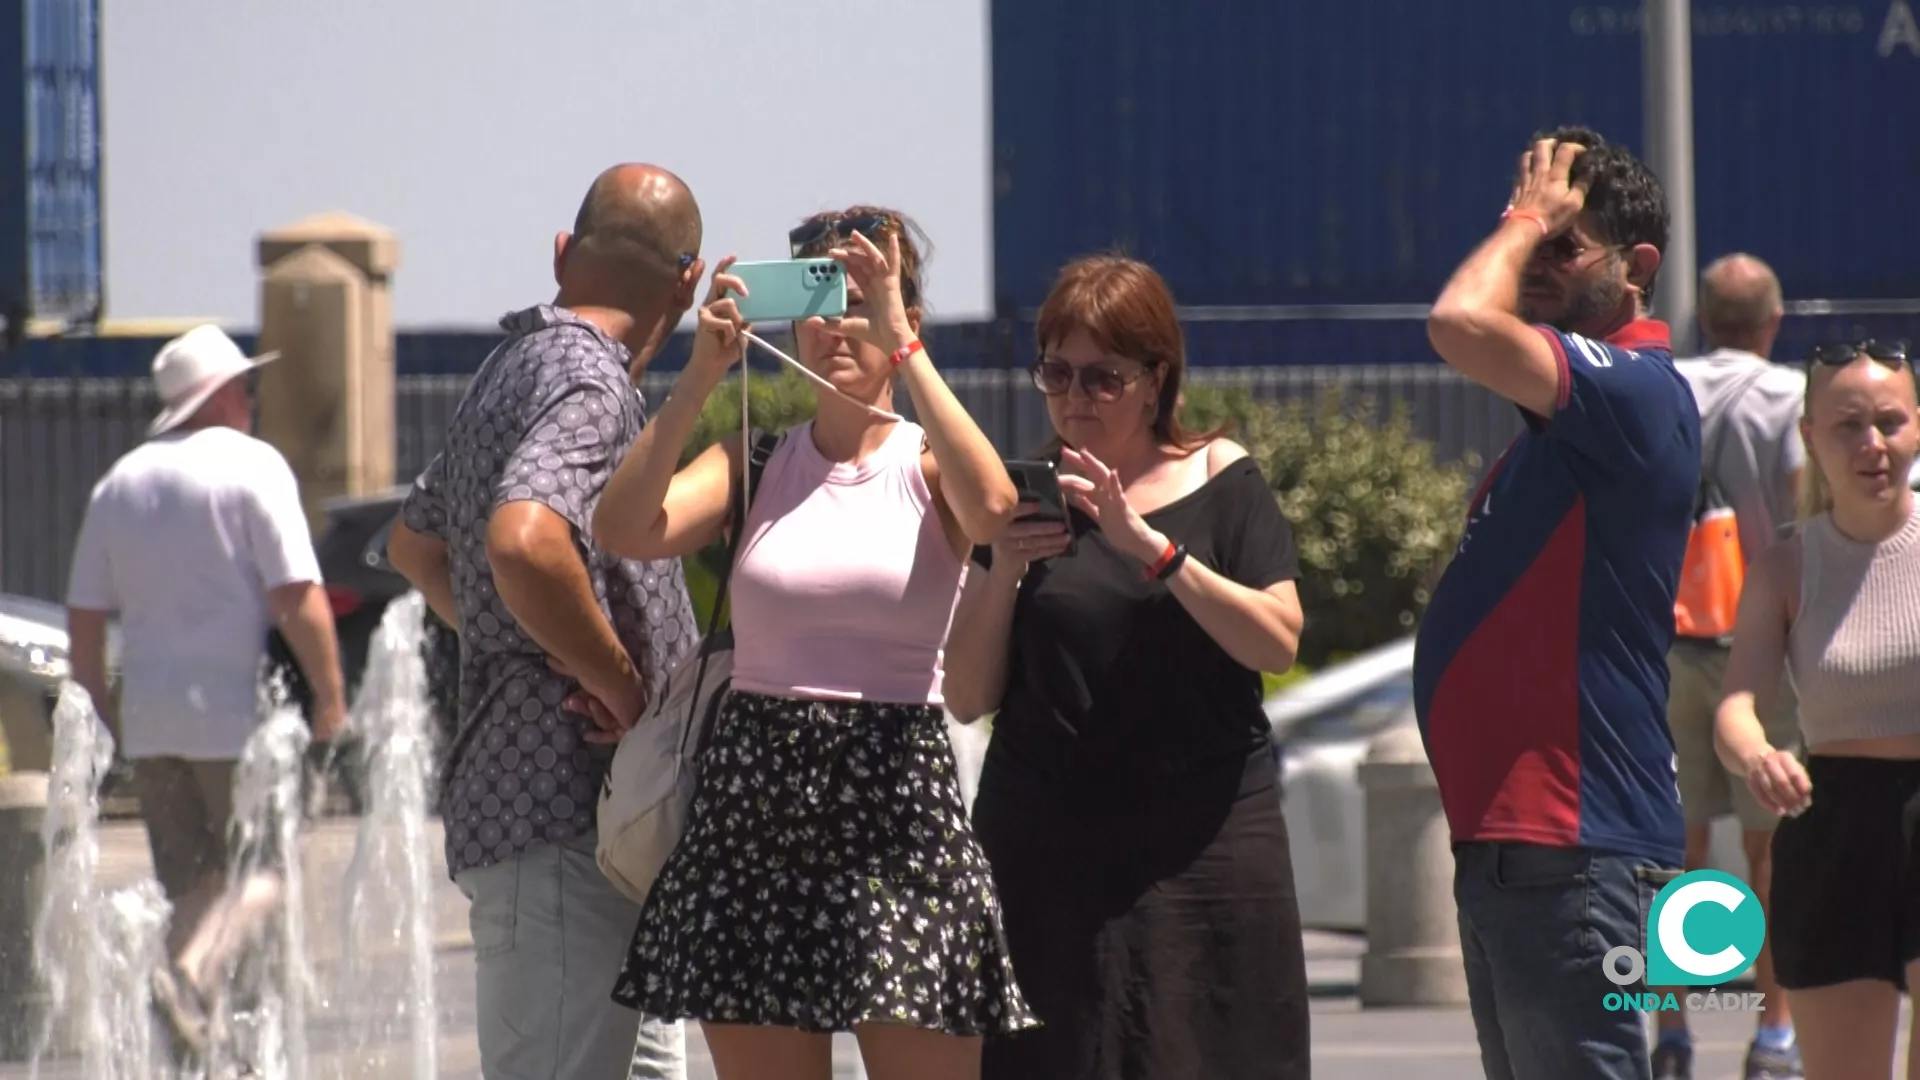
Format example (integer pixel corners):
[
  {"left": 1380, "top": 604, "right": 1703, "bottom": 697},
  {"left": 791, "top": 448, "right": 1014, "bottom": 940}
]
[{"left": 401, "top": 305, "right": 697, "bottom": 877}]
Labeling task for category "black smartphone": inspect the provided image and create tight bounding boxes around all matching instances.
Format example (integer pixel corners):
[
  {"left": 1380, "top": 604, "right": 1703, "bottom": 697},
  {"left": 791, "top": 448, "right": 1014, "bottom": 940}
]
[{"left": 1004, "top": 459, "right": 1077, "bottom": 558}]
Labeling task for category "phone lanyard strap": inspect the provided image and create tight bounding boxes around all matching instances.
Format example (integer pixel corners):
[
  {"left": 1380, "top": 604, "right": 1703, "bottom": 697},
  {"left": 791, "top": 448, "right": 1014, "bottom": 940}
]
[{"left": 740, "top": 330, "right": 905, "bottom": 424}]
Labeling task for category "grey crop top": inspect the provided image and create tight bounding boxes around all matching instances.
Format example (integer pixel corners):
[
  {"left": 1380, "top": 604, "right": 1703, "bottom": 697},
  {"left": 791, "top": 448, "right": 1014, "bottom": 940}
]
[{"left": 1787, "top": 503, "right": 1920, "bottom": 745}]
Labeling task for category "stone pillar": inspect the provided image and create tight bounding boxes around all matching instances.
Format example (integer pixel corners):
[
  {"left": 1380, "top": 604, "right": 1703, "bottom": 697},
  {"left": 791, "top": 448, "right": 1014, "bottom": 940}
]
[
  {"left": 255, "top": 212, "right": 400, "bottom": 534},
  {"left": 1357, "top": 716, "right": 1469, "bottom": 1007},
  {"left": 0, "top": 772, "right": 48, "bottom": 1060}
]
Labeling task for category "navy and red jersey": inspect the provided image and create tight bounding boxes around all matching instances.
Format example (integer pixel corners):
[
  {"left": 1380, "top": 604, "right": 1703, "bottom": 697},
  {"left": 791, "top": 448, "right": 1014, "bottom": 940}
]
[{"left": 1412, "top": 319, "right": 1700, "bottom": 867}]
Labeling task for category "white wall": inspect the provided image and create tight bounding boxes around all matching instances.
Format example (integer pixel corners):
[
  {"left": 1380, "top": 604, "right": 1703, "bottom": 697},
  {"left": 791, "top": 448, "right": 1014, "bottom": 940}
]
[{"left": 100, "top": 0, "right": 992, "bottom": 330}]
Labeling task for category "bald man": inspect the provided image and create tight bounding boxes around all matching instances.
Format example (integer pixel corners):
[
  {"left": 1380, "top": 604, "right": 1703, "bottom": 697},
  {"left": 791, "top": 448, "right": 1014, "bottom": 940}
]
[
  {"left": 387, "top": 164, "right": 703, "bottom": 1080},
  {"left": 1657, "top": 253, "right": 1806, "bottom": 1080}
]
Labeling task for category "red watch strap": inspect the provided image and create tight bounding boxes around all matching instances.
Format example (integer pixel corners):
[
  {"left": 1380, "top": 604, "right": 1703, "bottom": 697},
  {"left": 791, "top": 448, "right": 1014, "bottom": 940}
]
[
  {"left": 1142, "top": 540, "right": 1177, "bottom": 580},
  {"left": 891, "top": 339, "right": 925, "bottom": 367}
]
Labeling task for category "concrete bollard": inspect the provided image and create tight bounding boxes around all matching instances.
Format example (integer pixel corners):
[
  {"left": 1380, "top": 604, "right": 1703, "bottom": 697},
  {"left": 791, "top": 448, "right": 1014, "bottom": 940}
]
[
  {"left": 0, "top": 772, "right": 49, "bottom": 1060},
  {"left": 1357, "top": 716, "right": 1469, "bottom": 1007}
]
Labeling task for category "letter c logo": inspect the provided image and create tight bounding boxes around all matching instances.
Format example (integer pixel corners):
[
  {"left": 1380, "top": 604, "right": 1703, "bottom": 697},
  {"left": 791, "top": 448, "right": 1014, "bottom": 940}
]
[
  {"left": 1658, "top": 879, "right": 1747, "bottom": 978},
  {"left": 1646, "top": 870, "right": 1768, "bottom": 987}
]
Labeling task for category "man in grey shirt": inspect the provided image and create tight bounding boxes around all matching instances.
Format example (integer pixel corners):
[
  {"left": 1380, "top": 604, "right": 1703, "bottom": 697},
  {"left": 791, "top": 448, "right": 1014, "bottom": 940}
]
[
  {"left": 387, "top": 164, "right": 703, "bottom": 1080},
  {"left": 1657, "top": 253, "right": 1805, "bottom": 1080}
]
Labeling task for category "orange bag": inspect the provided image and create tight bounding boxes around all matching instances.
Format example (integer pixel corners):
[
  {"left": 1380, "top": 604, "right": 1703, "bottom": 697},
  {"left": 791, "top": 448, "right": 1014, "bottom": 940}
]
[
  {"left": 1674, "top": 368, "right": 1766, "bottom": 641},
  {"left": 1675, "top": 503, "right": 1743, "bottom": 639}
]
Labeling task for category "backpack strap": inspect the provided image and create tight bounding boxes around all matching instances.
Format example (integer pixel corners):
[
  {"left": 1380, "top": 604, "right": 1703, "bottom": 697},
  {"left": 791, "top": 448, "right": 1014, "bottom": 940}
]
[
  {"left": 706, "top": 427, "right": 781, "bottom": 637},
  {"left": 671, "top": 426, "right": 781, "bottom": 759},
  {"left": 1694, "top": 364, "right": 1772, "bottom": 516}
]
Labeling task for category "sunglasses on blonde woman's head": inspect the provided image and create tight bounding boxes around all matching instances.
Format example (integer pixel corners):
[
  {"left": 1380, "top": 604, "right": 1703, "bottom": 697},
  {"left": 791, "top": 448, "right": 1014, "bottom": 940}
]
[
  {"left": 1806, "top": 339, "right": 1909, "bottom": 369},
  {"left": 1029, "top": 357, "right": 1152, "bottom": 403}
]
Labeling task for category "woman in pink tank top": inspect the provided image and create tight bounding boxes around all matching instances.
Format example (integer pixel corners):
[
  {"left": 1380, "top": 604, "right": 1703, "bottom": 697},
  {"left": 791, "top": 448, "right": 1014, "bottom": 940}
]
[{"left": 592, "top": 206, "right": 1036, "bottom": 1079}]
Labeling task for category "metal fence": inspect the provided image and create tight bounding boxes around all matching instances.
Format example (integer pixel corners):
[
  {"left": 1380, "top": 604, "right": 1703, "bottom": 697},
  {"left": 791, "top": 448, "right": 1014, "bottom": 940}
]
[
  {"left": 12, "top": 299, "right": 1914, "bottom": 603},
  {"left": 1, "top": 363, "right": 1522, "bottom": 603}
]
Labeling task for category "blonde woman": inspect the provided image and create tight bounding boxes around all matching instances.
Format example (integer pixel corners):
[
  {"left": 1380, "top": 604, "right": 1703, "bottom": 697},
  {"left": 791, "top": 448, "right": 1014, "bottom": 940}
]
[{"left": 1714, "top": 339, "right": 1920, "bottom": 1079}]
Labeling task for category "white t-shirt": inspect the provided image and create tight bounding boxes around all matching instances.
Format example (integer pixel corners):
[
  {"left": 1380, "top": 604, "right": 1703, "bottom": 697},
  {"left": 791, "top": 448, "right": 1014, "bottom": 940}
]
[
  {"left": 66, "top": 426, "right": 323, "bottom": 760},
  {"left": 1674, "top": 348, "right": 1808, "bottom": 562}
]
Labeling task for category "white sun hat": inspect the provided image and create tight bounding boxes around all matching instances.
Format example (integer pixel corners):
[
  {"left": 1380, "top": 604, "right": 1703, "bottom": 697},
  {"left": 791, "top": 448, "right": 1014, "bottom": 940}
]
[{"left": 147, "top": 325, "right": 280, "bottom": 437}]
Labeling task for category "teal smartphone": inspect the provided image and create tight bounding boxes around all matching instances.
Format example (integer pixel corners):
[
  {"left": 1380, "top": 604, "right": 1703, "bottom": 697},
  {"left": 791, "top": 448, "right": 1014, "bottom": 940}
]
[{"left": 724, "top": 258, "right": 848, "bottom": 323}]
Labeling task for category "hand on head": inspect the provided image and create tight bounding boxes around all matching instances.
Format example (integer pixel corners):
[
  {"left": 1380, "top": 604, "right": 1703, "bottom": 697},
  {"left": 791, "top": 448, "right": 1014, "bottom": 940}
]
[{"left": 1507, "top": 138, "right": 1591, "bottom": 239}]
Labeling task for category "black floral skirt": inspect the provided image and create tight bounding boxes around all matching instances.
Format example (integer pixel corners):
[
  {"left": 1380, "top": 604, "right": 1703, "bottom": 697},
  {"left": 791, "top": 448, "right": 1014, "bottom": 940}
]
[{"left": 610, "top": 689, "right": 1038, "bottom": 1037}]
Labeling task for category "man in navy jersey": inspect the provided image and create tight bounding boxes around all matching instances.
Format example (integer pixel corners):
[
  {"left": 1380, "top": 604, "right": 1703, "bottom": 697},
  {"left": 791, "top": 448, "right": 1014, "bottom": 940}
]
[{"left": 1415, "top": 127, "right": 1700, "bottom": 1080}]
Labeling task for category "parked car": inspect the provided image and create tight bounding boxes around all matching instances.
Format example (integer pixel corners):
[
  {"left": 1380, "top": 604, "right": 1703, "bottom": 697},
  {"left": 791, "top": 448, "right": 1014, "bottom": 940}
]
[
  {"left": 268, "top": 487, "right": 462, "bottom": 811},
  {"left": 1, "top": 590, "right": 93, "bottom": 773},
  {"left": 0, "top": 589, "right": 139, "bottom": 806},
  {"left": 1265, "top": 637, "right": 1418, "bottom": 931},
  {"left": 1265, "top": 636, "right": 1749, "bottom": 931}
]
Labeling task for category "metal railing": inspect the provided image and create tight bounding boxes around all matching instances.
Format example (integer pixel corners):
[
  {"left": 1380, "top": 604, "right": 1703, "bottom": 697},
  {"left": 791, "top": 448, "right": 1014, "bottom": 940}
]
[
  {"left": 2, "top": 364, "right": 1521, "bottom": 603},
  {"left": 9, "top": 300, "right": 1915, "bottom": 603}
]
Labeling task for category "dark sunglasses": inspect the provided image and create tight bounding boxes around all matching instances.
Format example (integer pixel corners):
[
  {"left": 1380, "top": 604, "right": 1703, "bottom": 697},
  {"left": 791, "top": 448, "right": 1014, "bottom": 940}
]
[
  {"left": 677, "top": 252, "right": 696, "bottom": 270},
  {"left": 1806, "top": 339, "right": 1909, "bottom": 368},
  {"left": 1029, "top": 357, "right": 1153, "bottom": 403},
  {"left": 788, "top": 213, "right": 897, "bottom": 258}
]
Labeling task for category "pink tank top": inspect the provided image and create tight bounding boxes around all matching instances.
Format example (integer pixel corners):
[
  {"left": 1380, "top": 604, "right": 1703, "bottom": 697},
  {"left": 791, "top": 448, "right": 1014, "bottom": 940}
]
[{"left": 728, "top": 420, "right": 965, "bottom": 705}]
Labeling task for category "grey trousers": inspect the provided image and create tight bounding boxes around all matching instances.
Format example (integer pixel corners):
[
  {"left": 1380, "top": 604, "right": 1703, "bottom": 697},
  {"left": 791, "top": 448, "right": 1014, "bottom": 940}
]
[{"left": 456, "top": 833, "right": 685, "bottom": 1080}]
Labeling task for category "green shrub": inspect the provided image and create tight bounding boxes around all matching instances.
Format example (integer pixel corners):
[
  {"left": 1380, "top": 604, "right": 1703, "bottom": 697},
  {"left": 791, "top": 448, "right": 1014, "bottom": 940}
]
[
  {"left": 1181, "top": 383, "right": 1478, "bottom": 670},
  {"left": 677, "top": 366, "right": 821, "bottom": 622},
  {"left": 681, "top": 367, "right": 819, "bottom": 467}
]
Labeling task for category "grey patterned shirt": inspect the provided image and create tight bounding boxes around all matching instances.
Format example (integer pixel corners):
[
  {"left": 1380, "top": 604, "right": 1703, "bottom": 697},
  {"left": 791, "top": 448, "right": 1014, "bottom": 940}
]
[{"left": 401, "top": 305, "right": 697, "bottom": 878}]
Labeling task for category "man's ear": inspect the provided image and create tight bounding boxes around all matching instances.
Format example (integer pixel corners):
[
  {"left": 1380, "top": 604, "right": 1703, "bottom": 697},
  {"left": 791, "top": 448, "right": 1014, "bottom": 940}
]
[
  {"left": 674, "top": 257, "right": 705, "bottom": 309},
  {"left": 553, "top": 231, "right": 572, "bottom": 288},
  {"left": 1627, "top": 242, "right": 1662, "bottom": 294}
]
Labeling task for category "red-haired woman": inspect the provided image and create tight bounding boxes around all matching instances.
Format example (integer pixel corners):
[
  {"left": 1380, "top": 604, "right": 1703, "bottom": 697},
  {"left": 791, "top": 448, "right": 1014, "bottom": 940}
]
[{"left": 944, "top": 255, "right": 1311, "bottom": 1079}]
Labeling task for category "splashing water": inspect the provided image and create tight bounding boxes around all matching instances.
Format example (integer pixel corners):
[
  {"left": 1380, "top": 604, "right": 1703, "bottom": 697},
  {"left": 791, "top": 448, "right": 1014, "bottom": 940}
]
[
  {"left": 31, "top": 680, "right": 179, "bottom": 1080},
  {"left": 28, "top": 591, "right": 450, "bottom": 1077},
  {"left": 208, "top": 702, "right": 313, "bottom": 1080},
  {"left": 326, "top": 591, "right": 440, "bottom": 1079}
]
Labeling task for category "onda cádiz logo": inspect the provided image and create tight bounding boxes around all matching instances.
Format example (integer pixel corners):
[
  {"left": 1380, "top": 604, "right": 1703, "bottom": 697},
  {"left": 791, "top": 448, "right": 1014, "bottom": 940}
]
[{"left": 1600, "top": 870, "right": 1769, "bottom": 1014}]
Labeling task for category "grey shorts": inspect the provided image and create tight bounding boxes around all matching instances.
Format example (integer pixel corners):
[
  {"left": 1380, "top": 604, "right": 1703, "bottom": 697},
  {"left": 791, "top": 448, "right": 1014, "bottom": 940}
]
[
  {"left": 455, "top": 832, "right": 685, "bottom": 1080},
  {"left": 1665, "top": 640, "right": 1802, "bottom": 831}
]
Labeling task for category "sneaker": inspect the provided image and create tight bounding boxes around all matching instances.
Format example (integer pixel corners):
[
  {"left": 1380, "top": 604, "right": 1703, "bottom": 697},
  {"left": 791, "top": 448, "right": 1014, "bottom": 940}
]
[
  {"left": 1744, "top": 1042, "right": 1805, "bottom": 1080},
  {"left": 1651, "top": 1039, "right": 1693, "bottom": 1080}
]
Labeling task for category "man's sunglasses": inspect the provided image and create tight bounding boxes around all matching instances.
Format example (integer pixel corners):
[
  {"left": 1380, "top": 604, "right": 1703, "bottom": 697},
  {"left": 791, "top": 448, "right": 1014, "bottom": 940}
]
[
  {"left": 1029, "top": 357, "right": 1153, "bottom": 403},
  {"left": 788, "top": 213, "right": 897, "bottom": 258},
  {"left": 1806, "top": 339, "right": 1910, "bottom": 368}
]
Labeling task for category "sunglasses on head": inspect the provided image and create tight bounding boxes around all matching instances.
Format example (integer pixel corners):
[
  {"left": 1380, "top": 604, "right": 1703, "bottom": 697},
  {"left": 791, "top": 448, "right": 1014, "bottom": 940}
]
[
  {"left": 1806, "top": 339, "right": 1910, "bottom": 368},
  {"left": 788, "top": 213, "right": 898, "bottom": 258},
  {"left": 1029, "top": 357, "right": 1153, "bottom": 403}
]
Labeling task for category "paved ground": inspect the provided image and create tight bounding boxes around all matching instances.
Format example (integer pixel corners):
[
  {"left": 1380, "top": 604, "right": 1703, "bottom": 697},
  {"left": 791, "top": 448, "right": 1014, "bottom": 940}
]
[{"left": 4, "top": 819, "right": 1909, "bottom": 1078}]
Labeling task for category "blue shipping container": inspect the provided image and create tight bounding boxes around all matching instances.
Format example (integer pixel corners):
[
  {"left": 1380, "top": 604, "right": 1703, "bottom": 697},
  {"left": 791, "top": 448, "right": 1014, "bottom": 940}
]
[
  {"left": 991, "top": 0, "right": 1920, "bottom": 311},
  {"left": 0, "top": 0, "right": 102, "bottom": 342}
]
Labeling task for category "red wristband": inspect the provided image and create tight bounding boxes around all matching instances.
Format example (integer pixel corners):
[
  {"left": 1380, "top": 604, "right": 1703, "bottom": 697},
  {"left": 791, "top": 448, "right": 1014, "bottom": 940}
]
[
  {"left": 1502, "top": 208, "right": 1549, "bottom": 237},
  {"left": 890, "top": 339, "right": 925, "bottom": 367},
  {"left": 1142, "top": 539, "right": 1179, "bottom": 581}
]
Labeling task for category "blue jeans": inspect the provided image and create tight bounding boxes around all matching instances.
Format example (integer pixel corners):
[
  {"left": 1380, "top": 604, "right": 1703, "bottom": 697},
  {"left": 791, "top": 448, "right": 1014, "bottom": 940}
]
[
  {"left": 456, "top": 833, "right": 685, "bottom": 1080},
  {"left": 1453, "top": 842, "right": 1680, "bottom": 1080}
]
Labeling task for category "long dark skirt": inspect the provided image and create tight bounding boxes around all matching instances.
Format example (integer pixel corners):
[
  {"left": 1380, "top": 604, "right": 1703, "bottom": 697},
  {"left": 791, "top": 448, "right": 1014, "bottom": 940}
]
[{"left": 973, "top": 743, "right": 1311, "bottom": 1079}]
